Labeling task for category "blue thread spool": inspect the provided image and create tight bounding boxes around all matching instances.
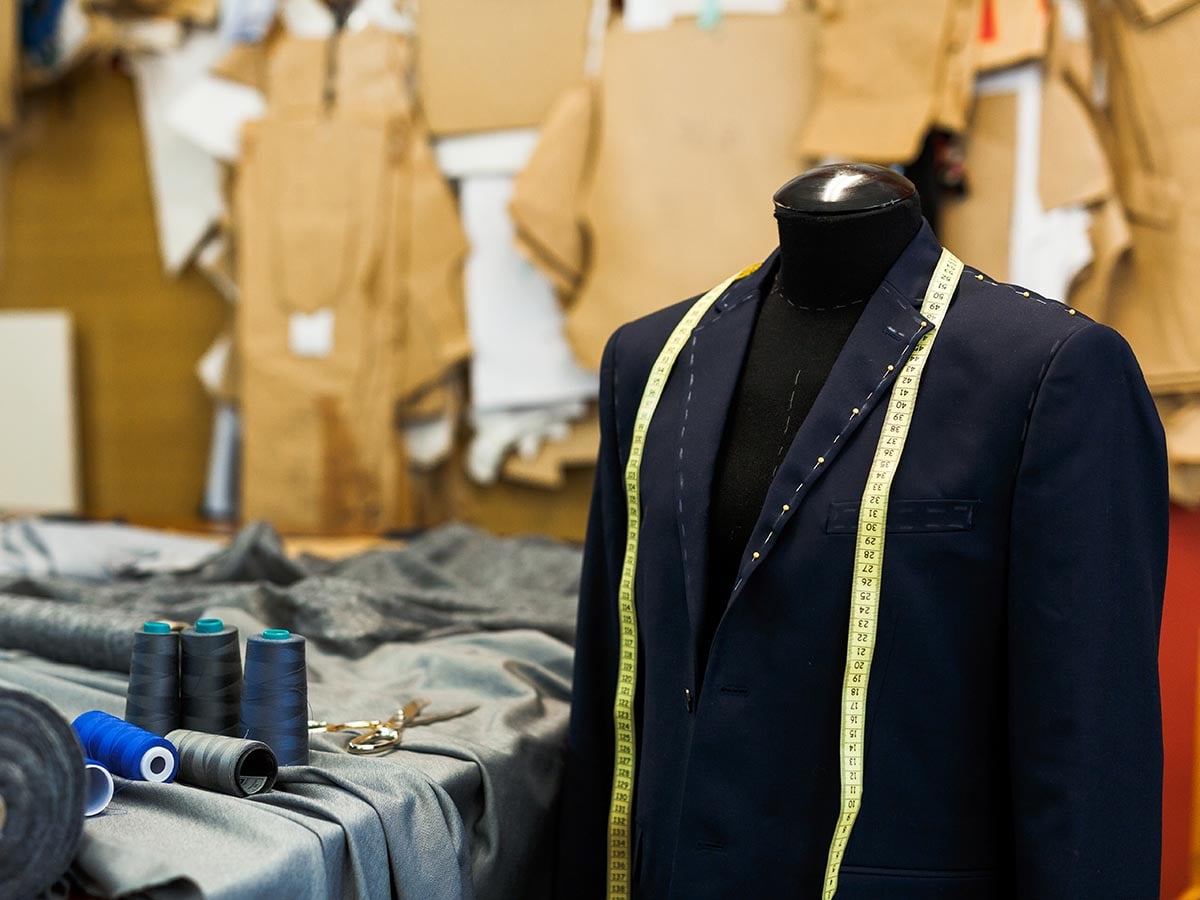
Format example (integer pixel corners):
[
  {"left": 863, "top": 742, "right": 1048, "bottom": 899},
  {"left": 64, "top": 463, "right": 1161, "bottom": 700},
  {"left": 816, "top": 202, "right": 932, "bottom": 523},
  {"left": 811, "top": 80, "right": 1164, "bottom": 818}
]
[
  {"left": 72, "top": 711, "right": 178, "bottom": 783},
  {"left": 241, "top": 629, "right": 309, "bottom": 766},
  {"left": 124, "top": 621, "right": 180, "bottom": 736},
  {"left": 181, "top": 618, "right": 242, "bottom": 736}
]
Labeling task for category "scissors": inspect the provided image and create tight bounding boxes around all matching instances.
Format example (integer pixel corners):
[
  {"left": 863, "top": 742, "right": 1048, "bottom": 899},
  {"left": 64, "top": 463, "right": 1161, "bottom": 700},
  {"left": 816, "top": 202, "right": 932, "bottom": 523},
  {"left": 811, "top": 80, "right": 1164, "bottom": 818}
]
[{"left": 308, "top": 699, "right": 479, "bottom": 755}]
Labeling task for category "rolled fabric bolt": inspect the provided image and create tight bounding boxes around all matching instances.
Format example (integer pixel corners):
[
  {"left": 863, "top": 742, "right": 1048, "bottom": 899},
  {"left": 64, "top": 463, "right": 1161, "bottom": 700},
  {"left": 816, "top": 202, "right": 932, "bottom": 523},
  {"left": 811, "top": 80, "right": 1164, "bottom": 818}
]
[
  {"left": 0, "top": 687, "right": 86, "bottom": 899},
  {"left": 181, "top": 618, "right": 242, "bottom": 736},
  {"left": 83, "top": 760, "right": 115, "bottom": 817},
  {"left": 73, "top": 710, "right": 178, "bottom": 783},
  {"left": 125, "top": 621, "right": 181, "bottom": 736},
  {"left": 167, "top": 729, "right": 278, "bottom": 797}
]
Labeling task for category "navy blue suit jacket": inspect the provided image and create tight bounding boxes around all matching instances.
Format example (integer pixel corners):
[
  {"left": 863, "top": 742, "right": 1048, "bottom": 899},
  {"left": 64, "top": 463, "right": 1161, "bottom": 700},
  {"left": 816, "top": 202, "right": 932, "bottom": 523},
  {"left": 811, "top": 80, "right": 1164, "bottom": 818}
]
[{"left": 559, "top": 224, "right": 1168, "bottom": 899}]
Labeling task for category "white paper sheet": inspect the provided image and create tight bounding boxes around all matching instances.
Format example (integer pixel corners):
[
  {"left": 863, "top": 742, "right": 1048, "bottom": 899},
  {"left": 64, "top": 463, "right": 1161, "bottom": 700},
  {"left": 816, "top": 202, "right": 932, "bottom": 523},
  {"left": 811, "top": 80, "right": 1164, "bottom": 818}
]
[
  {"left": 623, "top": 0, "right": 786, "bottom": 32},
  {"left": 196, "top": 333, "right": 233, "bottom": 398},
  {"left": 468, "top": 403, "right": 588, "bottom": 484},
  {"left": 434, "top": 131, "right": 540, "bottom": 179},
  {"left": 462, "top": 176, "right": 597, "bottom": 411},
  {"left": 978, "top": 65, "right": 1092, "bottom": 302},
  {"left": 0, "top": 312, "right": 79, "bottom": 514},
  {"left": 288, "top": 309, "right": 336, "bottom": 358},
  {"left": 405, "top": 412, "right": 456, "bottom": 469},
  {"left": 129, "top": 33, "right": 229, "bottom": 274},
  {"left": 281, "top": 0, "right": 334, "bottom": 38},
  {"left": 167, "top": 75, "right": 266, "bottom": 163},
  {"left": 202, "top": 403, "right": 240, "bottom": 520},
  {"left": 220, "top": 0, "right": 277, "bottom": 44}
]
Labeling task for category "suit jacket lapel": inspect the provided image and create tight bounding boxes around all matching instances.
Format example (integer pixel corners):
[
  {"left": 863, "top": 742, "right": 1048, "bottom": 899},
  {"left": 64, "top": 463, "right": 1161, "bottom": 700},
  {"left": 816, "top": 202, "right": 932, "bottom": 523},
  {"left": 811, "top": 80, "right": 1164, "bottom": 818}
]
[
  {"left": 724, "top": 222, "right": 944, "bottom": 606},
  {"left": 674, "top": 253, "right": 778, "bottom": 643}
]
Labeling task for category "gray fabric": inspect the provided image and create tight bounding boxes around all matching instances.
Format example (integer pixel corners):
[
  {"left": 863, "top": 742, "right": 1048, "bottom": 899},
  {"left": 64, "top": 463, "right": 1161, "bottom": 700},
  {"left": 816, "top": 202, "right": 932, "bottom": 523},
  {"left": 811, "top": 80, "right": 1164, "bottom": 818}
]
[
  {"left": 0, "top": 519, "right": 222, "bottom": 580},
  {"left": 0, "top": 521, "right": 583, "bottom": 670},
  {"left": 0, "top": 522, "right": 582, "bottom": 900}
]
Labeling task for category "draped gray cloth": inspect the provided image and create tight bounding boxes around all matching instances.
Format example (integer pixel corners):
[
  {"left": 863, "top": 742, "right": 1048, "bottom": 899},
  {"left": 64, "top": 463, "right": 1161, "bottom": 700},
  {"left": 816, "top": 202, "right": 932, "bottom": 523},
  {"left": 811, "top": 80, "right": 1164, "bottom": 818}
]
[{"left": 0, "top": 522, "right": 582, "bottom": 900}]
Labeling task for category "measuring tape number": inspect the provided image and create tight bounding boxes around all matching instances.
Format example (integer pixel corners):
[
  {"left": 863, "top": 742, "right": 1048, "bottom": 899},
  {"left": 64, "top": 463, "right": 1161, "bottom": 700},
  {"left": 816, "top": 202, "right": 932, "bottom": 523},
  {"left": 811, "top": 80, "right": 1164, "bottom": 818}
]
[{"left": 604, "top": 250, "right": 962, "bottom": 900}]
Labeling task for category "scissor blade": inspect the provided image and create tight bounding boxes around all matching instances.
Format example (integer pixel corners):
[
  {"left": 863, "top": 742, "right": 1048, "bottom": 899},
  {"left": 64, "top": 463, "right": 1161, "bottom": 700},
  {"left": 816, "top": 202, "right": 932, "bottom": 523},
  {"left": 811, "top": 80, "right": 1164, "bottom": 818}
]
[{"left": 407, "top": 705, "right": 480, "bottom": 727}]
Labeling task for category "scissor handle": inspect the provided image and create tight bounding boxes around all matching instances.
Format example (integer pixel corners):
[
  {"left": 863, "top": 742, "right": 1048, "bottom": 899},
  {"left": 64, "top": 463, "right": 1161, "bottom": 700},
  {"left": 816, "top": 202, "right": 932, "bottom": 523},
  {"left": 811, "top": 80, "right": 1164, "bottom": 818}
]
[{"left": 347, "top": 726, "right": 401, "bottom": 754}]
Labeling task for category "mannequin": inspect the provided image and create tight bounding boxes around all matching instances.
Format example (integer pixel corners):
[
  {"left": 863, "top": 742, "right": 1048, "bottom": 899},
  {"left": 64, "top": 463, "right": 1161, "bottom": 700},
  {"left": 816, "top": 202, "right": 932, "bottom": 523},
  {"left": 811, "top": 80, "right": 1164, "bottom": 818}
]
[
  {"left": 561, "top": 156, "right": 1166, "bottom": 899},
  {"left": 705, "top": 164, "right": 923, "bottom": 670}
]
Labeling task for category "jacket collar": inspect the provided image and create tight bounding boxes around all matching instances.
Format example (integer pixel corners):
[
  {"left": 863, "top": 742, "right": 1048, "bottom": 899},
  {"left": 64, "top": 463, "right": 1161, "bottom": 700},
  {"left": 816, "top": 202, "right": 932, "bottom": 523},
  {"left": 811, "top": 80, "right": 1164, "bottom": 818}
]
[{"left": 673, "top": 221, "right": 943, "bottom": 650}]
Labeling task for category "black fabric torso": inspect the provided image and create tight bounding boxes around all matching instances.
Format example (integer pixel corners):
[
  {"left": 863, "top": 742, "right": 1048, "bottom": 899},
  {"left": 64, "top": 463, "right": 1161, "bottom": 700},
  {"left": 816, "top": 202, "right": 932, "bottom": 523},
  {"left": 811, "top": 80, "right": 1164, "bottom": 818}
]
[{"left": 702, "top": 198, "right": 923, "bottom": 679}]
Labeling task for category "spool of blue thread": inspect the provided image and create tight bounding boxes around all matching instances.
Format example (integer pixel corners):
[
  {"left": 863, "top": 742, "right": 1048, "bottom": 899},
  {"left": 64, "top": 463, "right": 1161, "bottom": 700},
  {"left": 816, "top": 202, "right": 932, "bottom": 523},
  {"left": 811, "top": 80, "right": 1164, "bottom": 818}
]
[
  {"left": 181, "top": 618, "right": 242, "bottom": 736},
  {"left": 241, "top": 629, "right": 309, "bottom": 766},
  {"left": 72, "top": 710, "right": 178, "bottom": 783}
]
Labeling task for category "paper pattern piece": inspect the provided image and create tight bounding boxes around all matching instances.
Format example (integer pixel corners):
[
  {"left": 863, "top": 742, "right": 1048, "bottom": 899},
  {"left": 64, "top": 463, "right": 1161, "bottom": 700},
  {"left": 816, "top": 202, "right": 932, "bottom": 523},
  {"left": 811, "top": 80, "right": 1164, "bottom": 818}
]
[
  {"left": 416, "top": 0, "right": 592, "bottom": 134},
  {"left": 513, "top": 10, "right": 818, "bottom": 370}
]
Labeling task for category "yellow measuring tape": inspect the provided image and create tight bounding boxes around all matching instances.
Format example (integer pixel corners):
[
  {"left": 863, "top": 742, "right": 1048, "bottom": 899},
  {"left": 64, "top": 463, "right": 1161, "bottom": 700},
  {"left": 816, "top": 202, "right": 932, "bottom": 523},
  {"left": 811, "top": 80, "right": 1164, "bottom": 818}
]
[
  {"left": 821, "top": 247, "right": 962, "bottom": 898},
  {"left": 604, "top": 250, "right": 962, "bottom": 900},
  {"left": 606, "top": 263, "right": 759, "bottom": 900}
]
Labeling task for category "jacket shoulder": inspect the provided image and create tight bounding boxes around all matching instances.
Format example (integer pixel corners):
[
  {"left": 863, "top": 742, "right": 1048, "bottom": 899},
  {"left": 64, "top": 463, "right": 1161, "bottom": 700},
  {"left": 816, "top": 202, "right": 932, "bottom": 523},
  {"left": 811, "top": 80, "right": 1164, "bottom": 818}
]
[
  {"left": 608, "top": 294, "right": 703, "bottom": 368},
  {"left": 949, "top": 265, "right": 1098, "bottom": 362}
]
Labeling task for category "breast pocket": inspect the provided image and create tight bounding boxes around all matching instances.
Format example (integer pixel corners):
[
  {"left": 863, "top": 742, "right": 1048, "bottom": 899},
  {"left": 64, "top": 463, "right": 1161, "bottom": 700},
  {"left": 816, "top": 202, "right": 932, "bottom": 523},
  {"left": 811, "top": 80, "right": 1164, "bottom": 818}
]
[
  {"left": 826, "top": 499, "right": 980, "bottom": 535},
  {"left": 836, "top": 865, "right": 1001, "bottom": 899}
]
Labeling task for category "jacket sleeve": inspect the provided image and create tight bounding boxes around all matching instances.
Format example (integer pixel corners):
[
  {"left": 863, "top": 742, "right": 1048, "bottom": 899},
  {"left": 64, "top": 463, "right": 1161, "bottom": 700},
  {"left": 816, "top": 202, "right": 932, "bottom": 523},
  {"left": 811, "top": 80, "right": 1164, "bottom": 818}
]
[
  {"left": 1007, "top": 322, "right": 1168, "bottom": 898},
  {"left": 555, "top": 327, "right": 627, "bottom": 899}
]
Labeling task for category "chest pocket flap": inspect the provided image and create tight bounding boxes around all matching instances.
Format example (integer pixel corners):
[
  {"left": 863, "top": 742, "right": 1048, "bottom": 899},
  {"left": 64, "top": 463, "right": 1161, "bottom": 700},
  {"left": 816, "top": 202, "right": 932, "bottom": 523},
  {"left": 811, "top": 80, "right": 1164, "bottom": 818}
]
[{"left": 826, "top": 499, "right": 980, "bottom": 534}]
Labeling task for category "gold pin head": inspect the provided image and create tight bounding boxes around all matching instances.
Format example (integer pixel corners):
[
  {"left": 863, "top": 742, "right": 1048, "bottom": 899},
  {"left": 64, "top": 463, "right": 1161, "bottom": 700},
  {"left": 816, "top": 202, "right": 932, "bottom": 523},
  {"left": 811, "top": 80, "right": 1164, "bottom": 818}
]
[
  {"left": 852, "top": 408, "right": 860, "bottom": 415},
  {"left": 752, "top": 552, "right": 761, "bottom": 559},
  {"left": 782, "top": 504, "right": 790, "bottom": 512},
  {"left": 817, "top": 456, "right": 825, "bottom": 464}
]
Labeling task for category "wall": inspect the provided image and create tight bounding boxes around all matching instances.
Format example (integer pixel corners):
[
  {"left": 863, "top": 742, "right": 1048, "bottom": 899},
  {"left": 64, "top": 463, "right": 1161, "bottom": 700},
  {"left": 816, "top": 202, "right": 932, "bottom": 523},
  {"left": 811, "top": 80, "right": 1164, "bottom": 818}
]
[{"left": 0, "top": 63, "right": 225, "bottom": 523}]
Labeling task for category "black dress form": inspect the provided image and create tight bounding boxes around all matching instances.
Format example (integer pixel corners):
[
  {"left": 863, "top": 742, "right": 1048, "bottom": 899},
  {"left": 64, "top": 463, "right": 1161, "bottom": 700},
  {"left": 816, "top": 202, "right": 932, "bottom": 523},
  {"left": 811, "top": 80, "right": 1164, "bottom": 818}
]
[{"left": 702, "top": 164, "right": 924, "bottom": 678}]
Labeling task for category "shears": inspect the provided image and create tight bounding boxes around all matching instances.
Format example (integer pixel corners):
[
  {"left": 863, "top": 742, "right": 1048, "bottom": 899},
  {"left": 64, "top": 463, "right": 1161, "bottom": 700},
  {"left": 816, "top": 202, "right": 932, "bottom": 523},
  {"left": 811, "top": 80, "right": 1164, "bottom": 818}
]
[{"left": 308, "top": 699, "right": 479, "bottom": 755}]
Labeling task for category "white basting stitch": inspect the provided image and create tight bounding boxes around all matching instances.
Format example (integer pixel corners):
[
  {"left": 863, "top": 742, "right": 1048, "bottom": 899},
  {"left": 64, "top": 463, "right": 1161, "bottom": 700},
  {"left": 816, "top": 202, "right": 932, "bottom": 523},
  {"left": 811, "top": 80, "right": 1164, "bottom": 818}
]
[
  {"left": 678, "top": 333, "right": 700, "bottom": 579},
  {"left": 784, "top": 296, "right": 869, "bottom": 312},
  {"left": 745, "top": 347, "right": 911, "bottom": 561},
  {"left": 972, "top": 269, "right": 1072, "bottom": 312},
  {"left": 772, "top": 367, "right": 804, "bottom": 477}
]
